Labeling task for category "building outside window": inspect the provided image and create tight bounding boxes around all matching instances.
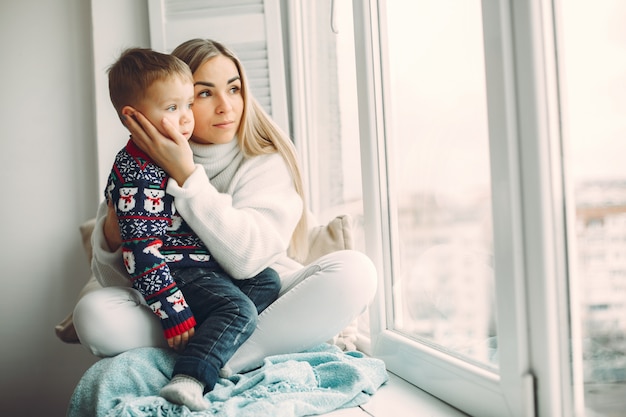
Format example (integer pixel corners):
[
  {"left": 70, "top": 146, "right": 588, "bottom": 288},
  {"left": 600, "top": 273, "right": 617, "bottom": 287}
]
[{"left": 290, "top": 0, "right": 626, "bottom": 415}]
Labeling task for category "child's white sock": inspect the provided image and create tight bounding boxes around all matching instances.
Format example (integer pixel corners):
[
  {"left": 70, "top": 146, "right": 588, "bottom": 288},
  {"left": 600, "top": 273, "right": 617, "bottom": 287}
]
[
  {"left": 219, "top": 365, "right": 233, "bottom": 378},
  {"left": 159, "top": 374, "right": 210, "bottom": 411}
]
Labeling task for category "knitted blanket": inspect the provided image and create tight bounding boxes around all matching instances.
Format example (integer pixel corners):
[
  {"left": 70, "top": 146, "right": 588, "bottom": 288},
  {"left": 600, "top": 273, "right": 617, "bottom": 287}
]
[{"left": 67, "top": 344, "right": 388, "bottom": 417}]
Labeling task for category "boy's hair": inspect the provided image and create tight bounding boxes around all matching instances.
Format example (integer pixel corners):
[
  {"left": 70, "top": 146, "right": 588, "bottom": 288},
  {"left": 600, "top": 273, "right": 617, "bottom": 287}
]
[{"left": 108, "top": 47, "right": 193, "bottom": 117}]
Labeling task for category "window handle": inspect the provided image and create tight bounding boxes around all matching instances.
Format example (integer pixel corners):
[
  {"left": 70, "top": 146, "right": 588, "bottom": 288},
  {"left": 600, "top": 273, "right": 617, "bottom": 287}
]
[{"left": 331, "top": 0, "right": 339, "bottom": 34}]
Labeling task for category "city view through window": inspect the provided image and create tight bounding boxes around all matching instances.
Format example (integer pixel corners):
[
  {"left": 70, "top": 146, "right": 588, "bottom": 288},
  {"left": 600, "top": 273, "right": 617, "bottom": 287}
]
[
  {"left": 359, "top": 1, "right": 626, "bottom": 413},
  {"left": 385, "top": 1, "right": 626, "bottom": 413},
  {"left": 388, "top": 2, "right": 626, "bottom": 413},
  {"left": 560, "top": 1, "right": 626, "bottom": 414},
  {"left": 315, "top": 1, "right": 625, "bottom": 414}
]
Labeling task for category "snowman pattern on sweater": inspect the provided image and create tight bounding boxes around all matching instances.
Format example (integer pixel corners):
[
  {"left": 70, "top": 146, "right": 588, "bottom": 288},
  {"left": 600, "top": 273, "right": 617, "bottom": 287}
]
[{"left": 106, "top": 140, "right": 218, "bottom": 339}]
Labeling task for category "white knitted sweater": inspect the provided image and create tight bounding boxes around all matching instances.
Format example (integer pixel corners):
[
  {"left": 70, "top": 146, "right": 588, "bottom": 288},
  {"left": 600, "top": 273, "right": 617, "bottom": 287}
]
[{"left": 92, "top": 139, "right": 304, "bottom": 287}]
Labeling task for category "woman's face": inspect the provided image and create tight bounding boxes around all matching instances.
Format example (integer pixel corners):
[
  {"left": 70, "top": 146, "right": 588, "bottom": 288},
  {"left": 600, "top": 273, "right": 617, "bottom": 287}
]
[{"left": 190, "top": 55, "right": 244, "bottom": 145}]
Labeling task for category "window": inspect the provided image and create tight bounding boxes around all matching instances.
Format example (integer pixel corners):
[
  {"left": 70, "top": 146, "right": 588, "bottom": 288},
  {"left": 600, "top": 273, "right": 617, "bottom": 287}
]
[
  {"left": 286, "top": 0, "right": 371, "bottom": 342},
  {"left": 290, "top": 0, "right": 626, "bottom": 415},
  {"left": 558, "top": 1, "right": 626, "bottom": 415},
  {"left": 351, "top": 1, "right": 536, "bottom": 415},
  {"left": 291, "top": 2, "right": 519, "bottom": 414},
  {"left": 287, "top": 0, "right": 364, "bottom": 228},
  {"left": 379, "top": 0, "right": 496, "bottom": 371}
]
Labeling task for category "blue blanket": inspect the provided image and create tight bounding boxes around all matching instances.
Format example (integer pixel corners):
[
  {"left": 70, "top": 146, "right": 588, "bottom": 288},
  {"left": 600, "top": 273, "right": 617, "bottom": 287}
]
[{"left": 68, "top": 344, "right": 388, "bottom": 417}]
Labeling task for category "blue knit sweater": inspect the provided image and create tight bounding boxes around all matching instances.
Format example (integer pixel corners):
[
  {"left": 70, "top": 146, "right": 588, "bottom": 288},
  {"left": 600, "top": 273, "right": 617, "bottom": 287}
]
[{"left": 106, "top": 140, "right": 217, "bottom": 338}]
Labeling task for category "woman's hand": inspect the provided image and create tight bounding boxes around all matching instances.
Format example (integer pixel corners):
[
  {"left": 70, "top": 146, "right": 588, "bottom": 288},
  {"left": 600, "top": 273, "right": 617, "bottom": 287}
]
[
  {"left": 124, "top": 111, "right": 196, "bottom": 186},
  {"left": 104, "top": 201, "right": 122, "bottom": 251}
]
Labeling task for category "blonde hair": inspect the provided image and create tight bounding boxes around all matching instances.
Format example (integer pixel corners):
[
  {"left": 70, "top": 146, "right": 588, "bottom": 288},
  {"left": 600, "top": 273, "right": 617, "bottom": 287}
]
[
  {"left": 172, "top": 39, "right": 309, "bottom": 260},
  {"left": 108, "top": 47, "right": 193, "bottom": 119}
]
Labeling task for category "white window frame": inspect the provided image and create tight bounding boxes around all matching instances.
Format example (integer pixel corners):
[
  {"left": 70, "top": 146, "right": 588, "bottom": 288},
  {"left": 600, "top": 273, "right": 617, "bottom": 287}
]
[{"left": 350, "top": 0, "right": 580, "bottom": 416}]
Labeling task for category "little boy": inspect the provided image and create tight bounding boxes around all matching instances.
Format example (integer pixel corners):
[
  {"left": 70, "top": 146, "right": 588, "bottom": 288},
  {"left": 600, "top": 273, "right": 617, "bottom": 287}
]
[{"left": 105, "top": 48, "right": 281, "bottom": 410}]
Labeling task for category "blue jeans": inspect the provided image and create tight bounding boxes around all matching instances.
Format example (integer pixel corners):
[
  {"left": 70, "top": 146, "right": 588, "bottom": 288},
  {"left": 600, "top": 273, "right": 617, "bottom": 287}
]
[{"left": 170, "top": 266, "right": 280, "bottom": 390}]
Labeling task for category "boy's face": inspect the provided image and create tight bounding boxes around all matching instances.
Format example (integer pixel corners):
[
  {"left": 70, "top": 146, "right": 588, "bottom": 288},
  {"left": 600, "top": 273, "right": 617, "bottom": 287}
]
[{"left": 132, "top": 76, "right": 195, "bottom": 140}]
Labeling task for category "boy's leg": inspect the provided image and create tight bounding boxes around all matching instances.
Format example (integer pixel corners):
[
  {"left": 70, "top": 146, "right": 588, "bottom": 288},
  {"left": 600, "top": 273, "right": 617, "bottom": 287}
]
[
  {"left": 232, "top": 268, "right": 281, "bottom": 313},
  {"left": 172, "top": 268, "right": 258, "bottom": 390},
  {"left": 159, "top": 374, "right": 209, "bottom": 411}
]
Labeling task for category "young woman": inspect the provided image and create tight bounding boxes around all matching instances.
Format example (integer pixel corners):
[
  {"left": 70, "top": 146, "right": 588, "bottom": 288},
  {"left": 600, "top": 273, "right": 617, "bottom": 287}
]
[{"left": 74, "top": 38, "right": 377, "bottom": 394}]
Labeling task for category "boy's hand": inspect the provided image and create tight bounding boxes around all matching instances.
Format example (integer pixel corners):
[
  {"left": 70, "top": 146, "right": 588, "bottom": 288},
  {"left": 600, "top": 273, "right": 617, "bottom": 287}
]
[{"left": 167, "top": 327, "right": 195, "bottom": 351}]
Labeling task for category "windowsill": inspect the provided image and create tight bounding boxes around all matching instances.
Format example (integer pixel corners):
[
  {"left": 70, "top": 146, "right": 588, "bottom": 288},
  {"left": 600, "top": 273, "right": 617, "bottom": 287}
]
[{"left": 320, "top": 371, "right": 469, "bottom": 416}]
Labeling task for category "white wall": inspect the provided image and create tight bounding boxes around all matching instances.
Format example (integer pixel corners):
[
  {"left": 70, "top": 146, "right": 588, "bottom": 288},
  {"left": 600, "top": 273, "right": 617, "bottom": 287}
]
[
  {"left": 0, "top": 1, "right": 144, "bottom": 415},
  {"left": 91, "top": 0, "right": 151, "bottom": 190}
]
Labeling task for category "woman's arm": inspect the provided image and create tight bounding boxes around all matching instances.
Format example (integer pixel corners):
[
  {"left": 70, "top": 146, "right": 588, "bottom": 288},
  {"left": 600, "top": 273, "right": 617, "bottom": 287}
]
[
  {"left": 103, "top": 201, "right": 122, "bottom": 251},
  {"left": 123, "top": 112, "right": 302, "bottom": 279},
  {"left": 168, "top": 154, "right": 303, "bottom": 279},
  {"left": 91, "top": 201, "right": 132, "bottom": 287},
  {"left": 123, "top": 112, "right": 196, "bottom": 186}
]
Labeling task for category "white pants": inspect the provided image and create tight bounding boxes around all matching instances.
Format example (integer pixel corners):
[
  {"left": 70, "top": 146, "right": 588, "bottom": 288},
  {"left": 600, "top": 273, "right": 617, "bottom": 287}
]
[{"left": 73, "top": 250, "right": 377, "bottom": 374}]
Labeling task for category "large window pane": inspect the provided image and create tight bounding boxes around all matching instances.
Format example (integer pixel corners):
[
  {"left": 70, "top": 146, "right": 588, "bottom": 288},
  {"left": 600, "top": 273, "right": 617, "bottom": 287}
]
[
  {"left": 292, "top": 1, "right": 364, "bottom": 231},
  {"left": 290, "top": 0, "right": 370, "bottom": 342},
  {"left": 383, "top": 0, "right": 497, "bottom": 369},
  {"left": 558, "top": 0, "right": 626, "bottom": 415}
]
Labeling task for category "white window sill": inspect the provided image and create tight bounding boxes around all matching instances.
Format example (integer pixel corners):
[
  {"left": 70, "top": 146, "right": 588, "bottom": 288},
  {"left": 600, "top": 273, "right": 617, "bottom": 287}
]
[{"left": 319, "top": 371, "right": 469, "bottom": 416}]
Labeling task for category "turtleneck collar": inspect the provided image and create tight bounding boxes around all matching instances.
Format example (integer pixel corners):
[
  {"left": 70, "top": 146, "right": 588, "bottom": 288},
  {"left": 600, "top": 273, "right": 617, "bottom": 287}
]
[{"left": 189, "top": 138, "right": 242, "bottom": 181}]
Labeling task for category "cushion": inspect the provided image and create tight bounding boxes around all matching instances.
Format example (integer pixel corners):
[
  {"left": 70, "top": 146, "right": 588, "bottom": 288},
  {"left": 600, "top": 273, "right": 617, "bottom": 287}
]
[
  {"left": 304, "top": 214, "right": 353, "bottom": 265},
  {"left": 55, "top": 214, "right": 356, "bottom": 345}
]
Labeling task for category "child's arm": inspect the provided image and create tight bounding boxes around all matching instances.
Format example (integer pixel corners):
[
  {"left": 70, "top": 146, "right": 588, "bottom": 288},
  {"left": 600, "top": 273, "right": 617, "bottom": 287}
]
[{"left": 108, "top": 161, "right": 196, "bottom": 342}]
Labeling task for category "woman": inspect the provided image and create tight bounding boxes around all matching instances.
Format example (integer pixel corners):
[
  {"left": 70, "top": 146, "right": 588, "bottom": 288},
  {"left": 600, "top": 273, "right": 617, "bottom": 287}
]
[{"left": 74, "top": 38, "right": 377, "bottom": 379}]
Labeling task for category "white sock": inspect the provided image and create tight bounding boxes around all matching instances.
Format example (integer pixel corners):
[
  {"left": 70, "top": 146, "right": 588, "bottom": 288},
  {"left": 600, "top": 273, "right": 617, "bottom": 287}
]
[
  {"left": 159, "top": 374, "right": 210, "bottom": 411},
  {"left": 219, "top": 365, "right": 233, "bottom": 378}
]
